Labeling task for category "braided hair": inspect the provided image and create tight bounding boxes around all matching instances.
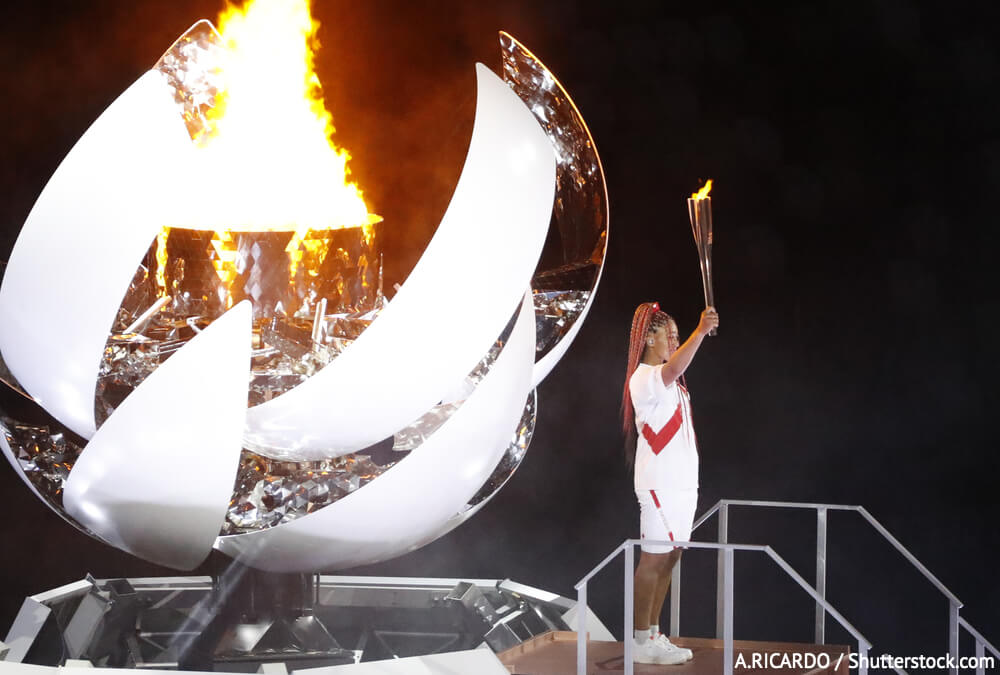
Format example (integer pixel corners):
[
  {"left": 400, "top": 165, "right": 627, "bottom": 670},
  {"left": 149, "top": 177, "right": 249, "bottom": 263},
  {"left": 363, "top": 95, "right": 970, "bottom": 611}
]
[{"left": 621, "top": 302, "right": 673, "bottom": 464}]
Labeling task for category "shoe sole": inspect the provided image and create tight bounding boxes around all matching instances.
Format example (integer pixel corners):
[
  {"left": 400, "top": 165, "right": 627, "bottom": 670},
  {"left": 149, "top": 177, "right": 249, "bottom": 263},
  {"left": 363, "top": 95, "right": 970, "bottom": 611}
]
[{"left": 633, "top": 652, "right": 690, "bottom": 665}]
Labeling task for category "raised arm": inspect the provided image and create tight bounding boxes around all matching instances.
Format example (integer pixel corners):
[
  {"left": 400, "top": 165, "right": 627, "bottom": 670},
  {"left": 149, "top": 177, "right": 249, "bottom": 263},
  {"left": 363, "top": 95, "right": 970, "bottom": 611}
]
[{"left": 660, "top": 307, "right": 719, "bottom": 386}]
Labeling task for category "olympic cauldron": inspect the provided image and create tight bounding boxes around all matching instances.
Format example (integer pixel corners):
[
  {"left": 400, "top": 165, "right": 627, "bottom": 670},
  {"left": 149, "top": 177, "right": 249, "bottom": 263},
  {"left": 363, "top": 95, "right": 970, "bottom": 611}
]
[{"left": 0, "top": 22, "right": 607, "bottom": 572}]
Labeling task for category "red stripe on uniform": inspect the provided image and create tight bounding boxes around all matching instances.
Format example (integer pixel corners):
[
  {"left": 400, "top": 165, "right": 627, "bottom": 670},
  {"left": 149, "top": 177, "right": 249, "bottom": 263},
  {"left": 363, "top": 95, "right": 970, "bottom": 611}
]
[
  {"left": 650, "top": 490, "right": 661, "bottom": 508},
  {"left": 641, "top": 403, "right": 683, "bottom": 455}
]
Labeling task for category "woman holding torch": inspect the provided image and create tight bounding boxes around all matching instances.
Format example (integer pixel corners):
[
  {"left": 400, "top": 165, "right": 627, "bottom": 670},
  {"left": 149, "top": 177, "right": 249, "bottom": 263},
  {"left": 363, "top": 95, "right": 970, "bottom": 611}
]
[{"left": 622, "top": 302, "right": 719, "bottom": 665}]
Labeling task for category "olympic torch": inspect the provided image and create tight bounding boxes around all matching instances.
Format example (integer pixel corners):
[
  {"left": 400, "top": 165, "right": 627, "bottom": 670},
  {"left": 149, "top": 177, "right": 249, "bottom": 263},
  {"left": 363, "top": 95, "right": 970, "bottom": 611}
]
[{"left": 687, "top": 180, "right": 716, "bottom": 335}]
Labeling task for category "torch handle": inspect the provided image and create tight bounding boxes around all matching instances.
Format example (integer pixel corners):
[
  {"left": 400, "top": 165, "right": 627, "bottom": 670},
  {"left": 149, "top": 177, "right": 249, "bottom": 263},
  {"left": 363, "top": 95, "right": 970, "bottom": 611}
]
[{"left": 703, "top": 257, "right": 716, "bottom": 336}]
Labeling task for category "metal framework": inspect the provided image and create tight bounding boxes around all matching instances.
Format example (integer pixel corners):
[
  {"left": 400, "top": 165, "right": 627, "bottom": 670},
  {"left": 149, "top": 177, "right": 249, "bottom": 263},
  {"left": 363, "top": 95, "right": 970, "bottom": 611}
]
[
  {"left": 574, "top": 539, "right": 869, "bottom": 675},
  {"left": 575, "top": 499, "right": 1000, "bottom": 675},
  {"left": 691, "top": 500, "right": 999, "bottom": 674},
  {"left": 2, "top": 574, "right": 581, "bottom": 670}
]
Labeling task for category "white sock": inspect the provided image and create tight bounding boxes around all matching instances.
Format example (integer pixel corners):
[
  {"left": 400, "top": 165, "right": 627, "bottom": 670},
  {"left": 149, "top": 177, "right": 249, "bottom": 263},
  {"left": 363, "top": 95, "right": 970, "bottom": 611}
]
[
  {"left": 650, "top": 623, "right": 660, "bottom": 637},
  {"left": 634, "top": 628, "right": 652, "bottom": 644}
]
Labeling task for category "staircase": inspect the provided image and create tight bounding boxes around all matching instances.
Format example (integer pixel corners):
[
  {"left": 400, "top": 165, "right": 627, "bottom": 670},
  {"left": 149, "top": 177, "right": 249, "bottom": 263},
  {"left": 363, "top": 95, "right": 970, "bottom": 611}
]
[{"left": 569, "top": 500, "right": 999, "bottom": 675}]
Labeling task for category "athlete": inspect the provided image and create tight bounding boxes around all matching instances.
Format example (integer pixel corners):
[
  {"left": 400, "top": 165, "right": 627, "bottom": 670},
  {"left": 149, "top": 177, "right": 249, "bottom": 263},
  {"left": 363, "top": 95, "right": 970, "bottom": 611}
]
[{"left": 621, "top": 302, "right": 719, "bottom": 665}]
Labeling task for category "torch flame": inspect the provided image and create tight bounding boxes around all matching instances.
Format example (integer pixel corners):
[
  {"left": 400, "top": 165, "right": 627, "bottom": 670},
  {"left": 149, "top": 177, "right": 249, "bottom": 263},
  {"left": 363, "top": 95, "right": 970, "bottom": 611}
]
[
  {"left": 690, "top": 179, "right": 713, "bottom": 201},
  {"left": 186, "top": 0, "right": 377, "bottom": 233}
]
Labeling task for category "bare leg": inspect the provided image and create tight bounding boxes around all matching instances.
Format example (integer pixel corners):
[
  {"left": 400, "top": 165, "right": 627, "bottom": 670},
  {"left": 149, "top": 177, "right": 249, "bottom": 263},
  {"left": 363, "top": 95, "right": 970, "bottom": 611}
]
[
  {"left": 649, "top": 549, "right": 681, "bottom": 628},
  {"left": 633, "top": 551, "right": 677, "bottom": 630}
]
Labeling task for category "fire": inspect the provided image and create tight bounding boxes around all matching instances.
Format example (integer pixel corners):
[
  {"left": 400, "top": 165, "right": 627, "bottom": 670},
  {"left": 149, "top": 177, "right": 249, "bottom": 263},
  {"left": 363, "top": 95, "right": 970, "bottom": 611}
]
[
  {"left": 185, "top": 0, "right": 378, "bottom": 233},
  {"left": 153, "top": 0, "right": 382, "bottom": 312},
  {"left": 690, "top": 179, "right": 713, "bottom": 201}
]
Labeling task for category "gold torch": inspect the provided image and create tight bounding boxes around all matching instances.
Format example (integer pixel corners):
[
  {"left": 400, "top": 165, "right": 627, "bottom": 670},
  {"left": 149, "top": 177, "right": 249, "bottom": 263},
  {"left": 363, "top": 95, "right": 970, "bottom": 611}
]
[{"left": 687, "top": 180, "right": 716, "bottom": 335}]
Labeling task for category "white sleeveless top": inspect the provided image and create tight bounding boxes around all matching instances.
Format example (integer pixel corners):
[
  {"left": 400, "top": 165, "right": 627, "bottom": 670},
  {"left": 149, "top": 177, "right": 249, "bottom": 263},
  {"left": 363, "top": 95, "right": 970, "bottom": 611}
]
[{"left": 630, "top": 363, "right": 699, "bottom": 490}]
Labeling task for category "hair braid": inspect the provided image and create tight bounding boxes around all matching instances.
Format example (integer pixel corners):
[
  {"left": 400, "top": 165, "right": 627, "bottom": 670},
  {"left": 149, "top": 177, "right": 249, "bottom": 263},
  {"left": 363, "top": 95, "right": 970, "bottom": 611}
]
[{"left": 621, "top": 302, "right": 673, "bottom": 465}]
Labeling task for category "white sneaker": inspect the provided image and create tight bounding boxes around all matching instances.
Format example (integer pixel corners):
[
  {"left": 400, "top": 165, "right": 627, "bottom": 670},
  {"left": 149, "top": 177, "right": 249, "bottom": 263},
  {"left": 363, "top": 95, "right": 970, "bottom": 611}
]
[
  {"left": 654, "top": 633, "right": 694, "bottom": 662},
  {"left": 633, "top": 637, "right": 688, "bottom": 665}
]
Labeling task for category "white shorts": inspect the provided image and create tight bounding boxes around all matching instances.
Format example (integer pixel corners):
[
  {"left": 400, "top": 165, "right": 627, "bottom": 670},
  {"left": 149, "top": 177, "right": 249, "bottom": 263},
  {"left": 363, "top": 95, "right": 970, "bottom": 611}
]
[{"left": 637, "top": 488, "right": 698, "bottom": 553}]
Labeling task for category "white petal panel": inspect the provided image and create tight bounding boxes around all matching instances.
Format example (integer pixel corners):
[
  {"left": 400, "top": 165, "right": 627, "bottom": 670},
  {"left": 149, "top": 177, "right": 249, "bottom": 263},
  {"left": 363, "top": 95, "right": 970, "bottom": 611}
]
[
  {"left": 425, "top": 387, "right": 538, "bottom": 542},
  {"left": 243, "top": 64, "right": 556, "bottom": 460},
  {"left": 216, "top": 293, "right": 537, "bottom": 571},
  {"left": 0, "top": 70, "right": 193, "bottom": 440},
  {"left": 63, "top": 301, "right": 251, "bottom": 570}
]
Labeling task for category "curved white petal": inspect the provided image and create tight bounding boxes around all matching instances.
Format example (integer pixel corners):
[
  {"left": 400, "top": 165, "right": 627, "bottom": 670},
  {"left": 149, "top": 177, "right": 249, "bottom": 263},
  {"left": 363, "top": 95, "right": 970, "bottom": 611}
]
[
  {"left": 64, "top": 301, "right": 251, "bottom": 570},
  {"left": 0, "top": 71, "right": 193, "bottom": 439},
  {"left": 243, "top": 64, "right": 556, "bottom": 460},
  {"left": 216, "top": 292, "right": 536, "bottom": 571},
  {"left": 418, "top": 387, "right": 537, "bottom": 545}
]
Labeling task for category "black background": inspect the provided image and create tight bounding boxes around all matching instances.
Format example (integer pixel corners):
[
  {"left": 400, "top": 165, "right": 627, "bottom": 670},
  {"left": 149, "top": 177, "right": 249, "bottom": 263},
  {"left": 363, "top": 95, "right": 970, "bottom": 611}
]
[{"left": 1, "top": 0, "right": 998, "bottom": 663}]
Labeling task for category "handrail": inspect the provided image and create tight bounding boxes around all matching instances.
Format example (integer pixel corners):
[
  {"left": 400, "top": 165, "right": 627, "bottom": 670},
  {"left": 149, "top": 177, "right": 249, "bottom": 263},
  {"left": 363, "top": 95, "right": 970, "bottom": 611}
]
[
  {"left": 687, "top": 499, "right": 997, "bottom": 675},
  {"left": 695, "top": 500, "right": 856, "bottom": 527},
  {"left": 854, "top": 506, "right": 960, "bottom": 606},
  {"left": 573, "top": 538, "right": 872, "bottom": 675},
  {"left": 571, "top": 539, "right": 773, "bottom": 592},
  {"left": 690, "top": 500, "right": 719, "bottom": 531},
  {"left": 574, "top": 541, "right": 630, "bottom": 588},
  {"left": 959, "top": 617, "right": 1000, "bottom": 660},
  {"left": 760, "top": 547, "right": 866, "bottom": 647},
  {"left": 692, "top": 499, "right": 962, "bottom": 606}
]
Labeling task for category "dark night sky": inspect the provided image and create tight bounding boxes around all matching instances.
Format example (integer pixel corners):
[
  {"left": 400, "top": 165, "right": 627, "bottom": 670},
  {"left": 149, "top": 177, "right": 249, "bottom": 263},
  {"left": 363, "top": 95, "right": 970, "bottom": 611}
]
[{"left": 1, "top": 0, "right": 998, "bottom": 662}]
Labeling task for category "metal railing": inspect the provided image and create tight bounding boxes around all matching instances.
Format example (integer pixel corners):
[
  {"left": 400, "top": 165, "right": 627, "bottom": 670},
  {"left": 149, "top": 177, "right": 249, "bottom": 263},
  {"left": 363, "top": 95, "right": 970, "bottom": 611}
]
[
  {"left": 672, "top": 499, "right": 995, "bottom": 675},
  {"left": 958, "top": 618, "right": 1000, "bottom": 675},
  {"left": 573, "top": 538, "right": 872, "bottom": 675}
]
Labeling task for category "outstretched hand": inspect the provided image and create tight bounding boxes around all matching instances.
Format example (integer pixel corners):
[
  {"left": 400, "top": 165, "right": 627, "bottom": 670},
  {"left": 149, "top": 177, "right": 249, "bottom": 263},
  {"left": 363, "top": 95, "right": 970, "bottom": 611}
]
[
  {"left": 657, "top": 306, "right": 719, "bottom": 385},
  {"left": 696, "top": 306, "right": 719, "bottom": 336}
]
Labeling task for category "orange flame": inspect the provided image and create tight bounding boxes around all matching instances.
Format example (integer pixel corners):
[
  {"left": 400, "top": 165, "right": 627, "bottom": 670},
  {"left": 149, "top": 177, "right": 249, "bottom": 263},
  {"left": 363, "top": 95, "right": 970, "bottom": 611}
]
[
  {"left": 690, "top": 179, "right": 713, "bottom": 200},
  {"left": 188, "top": 0, "right": 378, "bottom": 233}
]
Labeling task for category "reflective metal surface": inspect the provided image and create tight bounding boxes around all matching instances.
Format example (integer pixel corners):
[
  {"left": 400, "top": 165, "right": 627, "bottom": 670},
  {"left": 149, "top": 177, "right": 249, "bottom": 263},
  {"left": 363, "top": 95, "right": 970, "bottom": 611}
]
[
  {"left": 146, "top": 226, "right": 381, "bottom": 322},
  {"left": 0, "top": 385, "right": 94, "bottom": 538},
  {"left": 224, "top": 452, "right": 388, "bottom": 534},
  {"left": 466, "top": 388, "right": 536, "bottom": 509},
  {"left": 155, "top": 19, "right": 225, "bottom": 145},
  {"left": 223, "top": 310, "right": 527, "bottom": 534},
  {"left": 0, "top": 416, "right": 85, "bottom": 519},
  {"left": 533, "top": 290, "right": 589, "bottom": 357},
  {"left": 0, "top": 351, "right": 31, "bottom": 401},
  {"left": 392, "top": 336, "right": 507, "bottom": 454},
  {"left": 500, "top": 32, "right": 608, "bottom": 366},
  {"left": 2, "top": 575, "right": 578, "bottom": 669},
  {"left": 100, "top": 225, "right": 383, "bottom": 423}
]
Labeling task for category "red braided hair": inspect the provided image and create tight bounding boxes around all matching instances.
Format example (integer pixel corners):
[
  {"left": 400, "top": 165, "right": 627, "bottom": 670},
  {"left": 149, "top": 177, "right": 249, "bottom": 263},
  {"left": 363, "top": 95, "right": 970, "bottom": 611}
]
[{"left": 621, "top": 302, "right": 673, "bottom": 463}]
